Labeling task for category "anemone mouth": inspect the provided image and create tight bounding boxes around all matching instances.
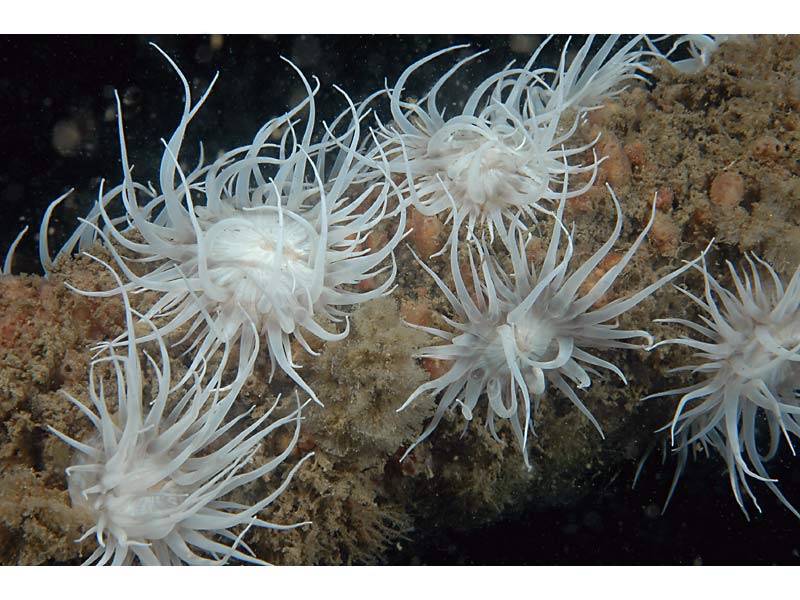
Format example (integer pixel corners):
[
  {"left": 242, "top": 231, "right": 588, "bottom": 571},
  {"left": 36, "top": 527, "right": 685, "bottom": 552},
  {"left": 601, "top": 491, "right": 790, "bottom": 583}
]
[
  {"left": 392, "top": 107, "right": 598, "bottom": 238},
  {"left": 199, "top": 208, "right": 319, "bottom": 327},
  {"left": 431, "top": 134, "right": 550, "bottom": 213},
  {"left": 204, "top": 210, "right": 314, "bottom": 268},
  {"left": 511, "top": 315, "right": 558, "bottom": 360}
]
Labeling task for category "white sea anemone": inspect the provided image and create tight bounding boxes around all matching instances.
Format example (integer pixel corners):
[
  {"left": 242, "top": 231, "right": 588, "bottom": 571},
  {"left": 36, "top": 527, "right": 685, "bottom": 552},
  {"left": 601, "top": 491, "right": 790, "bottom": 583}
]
[
  {"left": 49, "top": 258, "right": 313, "bottom": 565},
  {"left": 399, "top": 181, "right": 706, "bottom": 469},
  {"left": 370, "top": 35, "right": 654, "bottom": 242},
  {"left": 646, "top": 34, "right": 746, "bottom": 74},
  {"left": 645, "top": 254, "right": 800, "bottom": 518},
  {"left": 43, "top": 45, "right": 406, "bottom": 405}
]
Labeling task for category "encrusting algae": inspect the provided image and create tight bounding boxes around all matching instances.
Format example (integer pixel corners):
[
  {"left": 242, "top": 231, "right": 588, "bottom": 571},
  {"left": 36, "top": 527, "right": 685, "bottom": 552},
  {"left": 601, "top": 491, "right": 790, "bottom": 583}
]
[{"left": 1, "top": 34, "right": 800, "bottom": 564}]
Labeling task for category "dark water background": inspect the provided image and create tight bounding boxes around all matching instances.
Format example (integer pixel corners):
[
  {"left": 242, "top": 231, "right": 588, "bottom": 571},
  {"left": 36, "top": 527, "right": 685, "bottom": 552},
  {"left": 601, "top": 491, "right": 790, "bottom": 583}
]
[{"left": 0, "top": 34, "right": 798, "bottom": 565}]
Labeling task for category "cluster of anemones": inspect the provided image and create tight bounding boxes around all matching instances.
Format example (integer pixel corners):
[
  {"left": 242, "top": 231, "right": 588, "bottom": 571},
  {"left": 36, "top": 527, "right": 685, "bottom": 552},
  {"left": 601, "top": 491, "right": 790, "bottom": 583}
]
[
  {"left": 383, "top": 35, "right": 800, "bottom": 518},
  {"left": 34, "top": 44, "right": 408, "bottom": 565},
  {"left": 7, "top": 36, "right": 798, "bottom": 566},
  {"left": 384, "top": 35, "right": 689, "bottom": 468}
]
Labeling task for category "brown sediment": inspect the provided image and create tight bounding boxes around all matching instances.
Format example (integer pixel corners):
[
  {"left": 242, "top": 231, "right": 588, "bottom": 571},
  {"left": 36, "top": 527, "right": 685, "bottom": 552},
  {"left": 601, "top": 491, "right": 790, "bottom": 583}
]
[
  {"left": 235, "top": 297, "right": 433, "bottom": 564},
  {"left": 0, "top": 258, "right": 125, "bottom": 564},
  {"left": 1, "top": 35, "right": 799, "bottom": 565},
  {"left": 0, "top": 467, "right": 94, "bottom": 565},
  {"left": 589, "top": 35, "right": 800, "bottom": 271}
]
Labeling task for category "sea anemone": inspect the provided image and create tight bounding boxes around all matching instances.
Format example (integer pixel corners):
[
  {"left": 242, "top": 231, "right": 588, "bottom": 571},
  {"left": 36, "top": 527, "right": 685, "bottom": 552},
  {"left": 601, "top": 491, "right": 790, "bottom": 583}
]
[
  {"left": 646, "top": 34, "right": 745, "bottom": 74},
  {"left": 645, "top": 254, "right": 800, "bottom": 518},
  {"left": 370, "top": 35, "right": 654, "bottom": 243},
  {"left": 49, "top": 257, "right": 313, "bottom": 565},
  {"left": 43, "top": 45, "right": 406, "bottom": 405},
  {"left": 399, "top": 180, "right": 706, "bottom": 469}
]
